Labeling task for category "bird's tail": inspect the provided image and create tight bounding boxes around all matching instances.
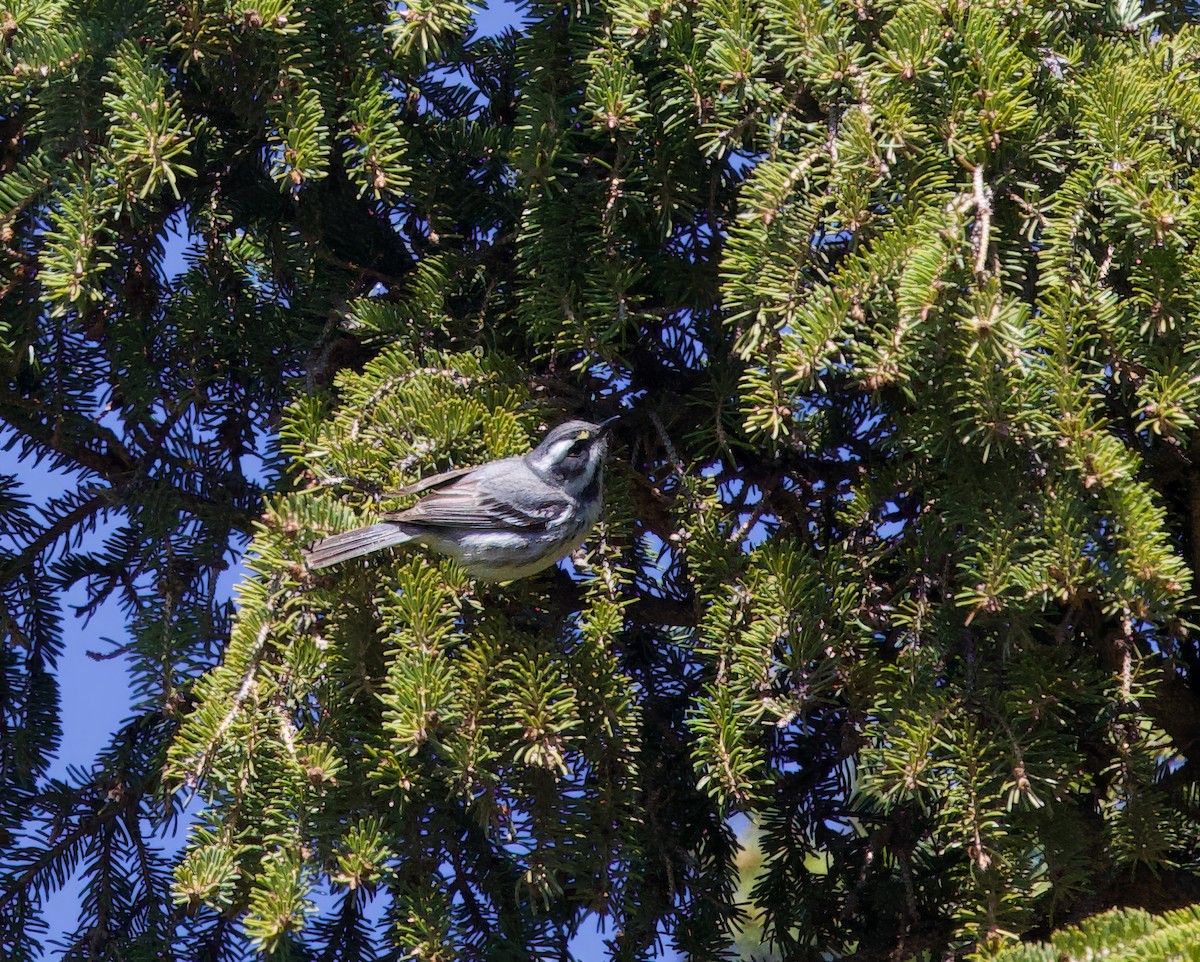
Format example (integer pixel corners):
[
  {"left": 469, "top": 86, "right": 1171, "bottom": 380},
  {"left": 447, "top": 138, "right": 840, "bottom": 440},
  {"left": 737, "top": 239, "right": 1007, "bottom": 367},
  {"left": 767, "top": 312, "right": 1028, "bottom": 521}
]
[{"left": 305, "top": 523, "right": 413, "bottom": 569}]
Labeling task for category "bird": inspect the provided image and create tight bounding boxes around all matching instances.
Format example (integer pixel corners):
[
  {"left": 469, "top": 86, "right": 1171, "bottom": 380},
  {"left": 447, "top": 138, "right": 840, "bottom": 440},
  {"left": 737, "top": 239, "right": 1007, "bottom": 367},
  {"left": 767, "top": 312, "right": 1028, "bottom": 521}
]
[{"left": 305, "top": 417, "right": 619, "bottom": 581}]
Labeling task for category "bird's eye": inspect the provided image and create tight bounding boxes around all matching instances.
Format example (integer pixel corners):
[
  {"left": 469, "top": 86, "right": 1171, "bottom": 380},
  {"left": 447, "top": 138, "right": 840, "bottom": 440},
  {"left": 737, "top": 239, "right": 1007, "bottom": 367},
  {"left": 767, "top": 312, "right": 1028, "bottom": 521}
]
[{"left": 567, "top": 438, "right": 589, "bottom": 457}]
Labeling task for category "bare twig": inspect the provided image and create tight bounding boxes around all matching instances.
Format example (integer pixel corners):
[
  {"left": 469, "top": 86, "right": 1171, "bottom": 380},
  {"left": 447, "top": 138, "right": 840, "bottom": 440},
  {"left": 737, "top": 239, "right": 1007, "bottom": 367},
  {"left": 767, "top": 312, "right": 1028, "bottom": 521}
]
[{"left": 972, "top": 164, "right": 992, "bottom": 278}]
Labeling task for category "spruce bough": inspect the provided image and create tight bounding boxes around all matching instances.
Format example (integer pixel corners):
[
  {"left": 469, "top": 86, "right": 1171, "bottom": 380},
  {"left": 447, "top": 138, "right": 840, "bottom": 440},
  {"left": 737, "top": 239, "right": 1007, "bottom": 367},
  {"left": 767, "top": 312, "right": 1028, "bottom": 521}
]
[{"left": 1, "top": 0, "right": 1200, "bottom": 958}]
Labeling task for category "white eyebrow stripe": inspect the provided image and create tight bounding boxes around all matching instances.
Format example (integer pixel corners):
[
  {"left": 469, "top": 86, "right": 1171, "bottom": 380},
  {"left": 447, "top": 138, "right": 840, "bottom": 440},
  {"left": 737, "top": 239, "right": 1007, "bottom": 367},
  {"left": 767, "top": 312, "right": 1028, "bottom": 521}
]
[{"left": 545, "top": 437, "right": 577, "bottom": 461}]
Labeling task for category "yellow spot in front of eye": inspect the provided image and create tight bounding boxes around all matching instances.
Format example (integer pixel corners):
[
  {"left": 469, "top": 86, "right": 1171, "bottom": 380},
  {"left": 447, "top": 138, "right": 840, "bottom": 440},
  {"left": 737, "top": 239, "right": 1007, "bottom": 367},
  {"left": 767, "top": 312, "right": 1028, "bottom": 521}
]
[{"left": 576, "top": 431, "right": 591, "bottom": 441}]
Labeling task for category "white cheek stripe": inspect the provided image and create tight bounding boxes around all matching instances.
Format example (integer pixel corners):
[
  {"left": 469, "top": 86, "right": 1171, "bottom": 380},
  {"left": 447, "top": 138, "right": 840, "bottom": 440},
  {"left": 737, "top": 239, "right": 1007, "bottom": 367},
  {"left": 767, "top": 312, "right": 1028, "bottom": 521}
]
[{"left": 547, "top": 503, "right": 574, "bottom": 529}]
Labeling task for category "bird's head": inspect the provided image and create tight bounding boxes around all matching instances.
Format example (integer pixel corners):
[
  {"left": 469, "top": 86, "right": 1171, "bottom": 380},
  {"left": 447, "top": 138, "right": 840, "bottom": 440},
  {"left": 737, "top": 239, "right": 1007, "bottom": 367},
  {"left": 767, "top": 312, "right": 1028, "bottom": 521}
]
[{"left": 526, "top": 417, "right": 619, "bottom": 496}]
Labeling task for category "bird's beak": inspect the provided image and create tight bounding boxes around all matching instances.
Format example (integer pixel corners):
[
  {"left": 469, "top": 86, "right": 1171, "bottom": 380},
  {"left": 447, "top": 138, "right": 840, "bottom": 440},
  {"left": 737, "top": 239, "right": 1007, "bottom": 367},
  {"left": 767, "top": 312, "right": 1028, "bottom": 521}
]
[{"left": 597, "top": 415, "right": 621, "bottom": 435}]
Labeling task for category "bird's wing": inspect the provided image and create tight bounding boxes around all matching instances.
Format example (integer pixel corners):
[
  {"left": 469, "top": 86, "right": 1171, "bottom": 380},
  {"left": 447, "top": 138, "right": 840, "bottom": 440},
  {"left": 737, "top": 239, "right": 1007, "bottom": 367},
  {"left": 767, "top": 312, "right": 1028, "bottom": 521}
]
[
  {"left": 384, "top": 464, "right": 479, "bottom": 498},
  {"left": 385, "top": 473, "right": 571, "bottom": 530}
]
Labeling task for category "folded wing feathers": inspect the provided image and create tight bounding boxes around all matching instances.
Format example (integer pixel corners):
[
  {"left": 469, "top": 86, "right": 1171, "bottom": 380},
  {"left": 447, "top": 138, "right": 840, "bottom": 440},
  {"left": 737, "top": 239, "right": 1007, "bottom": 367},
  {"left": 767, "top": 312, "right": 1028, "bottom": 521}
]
[
  {"left": 384, "top": 464, "right": 478, "bottom": 499},
  {"left": 387, "top": 485, "right": 567, "bottom": 530}
]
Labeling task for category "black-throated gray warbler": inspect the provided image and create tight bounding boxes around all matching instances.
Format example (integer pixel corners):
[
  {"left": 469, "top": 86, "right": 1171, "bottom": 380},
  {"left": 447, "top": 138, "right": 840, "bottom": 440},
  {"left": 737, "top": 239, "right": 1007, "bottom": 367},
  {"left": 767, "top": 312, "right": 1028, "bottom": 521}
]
[{"left": 305, "top": 417, "right": 618, "bottom": 580}]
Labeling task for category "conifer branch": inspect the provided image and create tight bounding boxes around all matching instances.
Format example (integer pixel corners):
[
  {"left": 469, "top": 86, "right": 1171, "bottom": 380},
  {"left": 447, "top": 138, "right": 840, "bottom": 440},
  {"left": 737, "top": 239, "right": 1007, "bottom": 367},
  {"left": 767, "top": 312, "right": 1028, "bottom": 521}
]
[
  {"left": 0, "top": 489, "right": 108, "bottom": 582},
  {"left": 4, "top": 1, "right": 1200, "bottom": 957},
  {"left": 972, "top": 164, "right": 992, "bottom": 279},
  {"left": 182, "top": 617, "right": 274, "bottom": 789}
]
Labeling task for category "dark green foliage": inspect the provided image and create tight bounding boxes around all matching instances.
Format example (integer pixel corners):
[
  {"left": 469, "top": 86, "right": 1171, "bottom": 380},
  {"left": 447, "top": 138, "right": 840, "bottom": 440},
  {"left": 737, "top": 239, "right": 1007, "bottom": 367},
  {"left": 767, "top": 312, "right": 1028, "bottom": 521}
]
[{"left": 3, "top": 0, "right": 1200, "bottom": 959}]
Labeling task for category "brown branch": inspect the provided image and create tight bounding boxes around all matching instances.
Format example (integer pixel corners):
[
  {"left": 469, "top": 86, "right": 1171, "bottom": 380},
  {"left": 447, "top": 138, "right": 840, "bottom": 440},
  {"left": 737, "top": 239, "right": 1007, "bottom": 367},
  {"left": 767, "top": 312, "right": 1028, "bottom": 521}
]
[
  {"left": 0, "top": 371, "right": 140, "bottom": 476},
  {"left": 0, "top": 490, "right": 108, "bottom": 588},
  {"left": 312, "top": 246, "right": 411, "bottom": 290}
]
